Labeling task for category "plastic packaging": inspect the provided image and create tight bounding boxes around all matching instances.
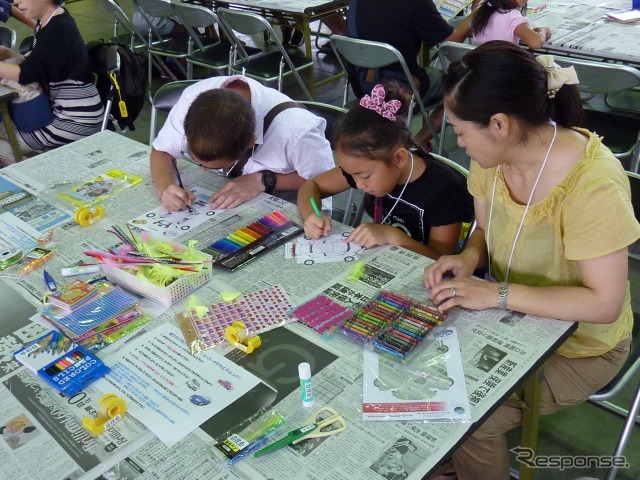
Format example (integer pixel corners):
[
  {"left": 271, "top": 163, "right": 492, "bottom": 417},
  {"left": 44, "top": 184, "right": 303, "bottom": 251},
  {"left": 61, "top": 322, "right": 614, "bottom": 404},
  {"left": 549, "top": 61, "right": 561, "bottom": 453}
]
[
  {"left": 211, "top": 407, "right": 287, "bottom": 466},
  {"left": 298, "top": 362, "right": 314, "bottom": 407}
]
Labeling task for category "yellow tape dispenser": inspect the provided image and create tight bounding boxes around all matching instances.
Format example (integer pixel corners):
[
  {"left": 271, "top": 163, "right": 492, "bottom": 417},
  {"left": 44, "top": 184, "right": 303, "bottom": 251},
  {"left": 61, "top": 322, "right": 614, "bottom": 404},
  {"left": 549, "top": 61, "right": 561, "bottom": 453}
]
[
  {"left": 75, "top": 205, "right": 105, "bottom": 227},
  {"left": 225, "top": 321, "right": 261, "bottom": 354},
  {"left": 82, "top": 393, "right": 127, "bottom": 435}
]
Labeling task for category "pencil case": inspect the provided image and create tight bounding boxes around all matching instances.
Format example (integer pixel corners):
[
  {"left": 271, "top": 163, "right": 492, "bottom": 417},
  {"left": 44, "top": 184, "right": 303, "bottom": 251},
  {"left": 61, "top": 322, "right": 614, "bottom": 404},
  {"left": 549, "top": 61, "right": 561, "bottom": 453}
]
[{"left": 37, "top": 346, "right": 110, "bottom": 396}]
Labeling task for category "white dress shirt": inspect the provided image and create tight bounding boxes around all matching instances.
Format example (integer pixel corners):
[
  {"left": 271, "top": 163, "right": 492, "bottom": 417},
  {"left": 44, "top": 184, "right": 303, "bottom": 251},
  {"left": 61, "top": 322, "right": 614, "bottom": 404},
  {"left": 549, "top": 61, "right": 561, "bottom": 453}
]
[{"left": 152, "top": 76, "right": 334, "bottom": 180}]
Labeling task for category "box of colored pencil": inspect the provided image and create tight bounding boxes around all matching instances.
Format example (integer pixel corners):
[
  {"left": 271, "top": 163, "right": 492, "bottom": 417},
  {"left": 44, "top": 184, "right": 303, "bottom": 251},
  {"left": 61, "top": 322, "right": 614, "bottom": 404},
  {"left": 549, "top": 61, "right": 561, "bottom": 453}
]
[
  {"left": 203, "top": 210, "right": 303, "bottom": 271},
  {"left": 39, "top": 346, "right": 109, "bottom": 396},
  {"left": 340, "top": 290, "right": 446, "bottom": 360}
]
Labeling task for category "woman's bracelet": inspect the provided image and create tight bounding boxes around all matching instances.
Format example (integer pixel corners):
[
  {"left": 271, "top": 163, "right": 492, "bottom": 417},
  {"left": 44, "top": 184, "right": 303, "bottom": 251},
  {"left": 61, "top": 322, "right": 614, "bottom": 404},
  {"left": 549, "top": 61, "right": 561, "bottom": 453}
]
[{"left": 498, "top": 282, "right": 509, "bottom": 310}]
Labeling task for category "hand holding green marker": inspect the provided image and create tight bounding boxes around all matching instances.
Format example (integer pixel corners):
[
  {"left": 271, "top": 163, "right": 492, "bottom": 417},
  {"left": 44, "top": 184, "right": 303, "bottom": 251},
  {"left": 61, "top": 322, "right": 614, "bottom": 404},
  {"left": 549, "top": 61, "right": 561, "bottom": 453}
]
[{"left": 310, "top": 198, "right": 323, "bottom": 218}]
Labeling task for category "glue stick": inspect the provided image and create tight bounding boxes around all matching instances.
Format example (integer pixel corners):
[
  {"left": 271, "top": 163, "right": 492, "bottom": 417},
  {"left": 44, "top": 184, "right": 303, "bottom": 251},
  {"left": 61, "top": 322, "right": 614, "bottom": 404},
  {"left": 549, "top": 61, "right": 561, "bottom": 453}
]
[{"left": 298, "top": 362, "right": 314, "bottom": 407}]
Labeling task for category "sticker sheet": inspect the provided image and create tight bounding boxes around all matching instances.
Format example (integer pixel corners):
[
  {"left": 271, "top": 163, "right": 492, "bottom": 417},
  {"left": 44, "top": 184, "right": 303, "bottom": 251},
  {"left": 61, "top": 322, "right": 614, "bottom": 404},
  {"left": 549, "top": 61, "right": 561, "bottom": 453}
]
[{"left": 176, "top": 285, "right": 295, "bottom": 353}]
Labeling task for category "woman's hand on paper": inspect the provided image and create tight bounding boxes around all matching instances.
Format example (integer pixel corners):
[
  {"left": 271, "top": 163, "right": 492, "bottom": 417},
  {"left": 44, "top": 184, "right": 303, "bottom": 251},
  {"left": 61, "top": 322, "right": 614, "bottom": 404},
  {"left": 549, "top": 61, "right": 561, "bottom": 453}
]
[
  {"left": 429, "top": 277, "right": 500, "bottom": 312},
  {"left": 161, "top": 184, "right": 195, "bottom": 212},
  {"left": 424, "top": 253, "right": 476, "bottom": 288}
]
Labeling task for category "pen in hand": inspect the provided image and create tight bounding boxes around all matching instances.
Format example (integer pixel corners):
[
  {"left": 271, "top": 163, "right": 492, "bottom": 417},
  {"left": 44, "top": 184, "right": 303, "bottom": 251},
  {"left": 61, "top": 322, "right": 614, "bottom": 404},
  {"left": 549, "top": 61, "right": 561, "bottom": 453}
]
[
  {"left": 172, "top": 159, "right": 194, "bottom": 213},
  {"left": 310, "top": 198, "right": 323, "bottom": 218}
]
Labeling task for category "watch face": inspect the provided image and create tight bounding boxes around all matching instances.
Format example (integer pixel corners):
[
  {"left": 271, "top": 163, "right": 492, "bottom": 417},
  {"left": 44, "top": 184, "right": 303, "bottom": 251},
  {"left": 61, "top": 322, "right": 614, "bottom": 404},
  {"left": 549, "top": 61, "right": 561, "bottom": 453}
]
[{"left": 262, "top": 171, "right": 276, "bottom": 192}]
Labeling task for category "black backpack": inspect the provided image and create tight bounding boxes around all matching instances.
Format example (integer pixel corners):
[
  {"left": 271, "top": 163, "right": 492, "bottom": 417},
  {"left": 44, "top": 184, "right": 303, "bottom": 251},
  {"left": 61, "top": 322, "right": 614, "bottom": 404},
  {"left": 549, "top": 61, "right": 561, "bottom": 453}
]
[{"left": 86, "top": 40, "right": 146, "bottom": 131}]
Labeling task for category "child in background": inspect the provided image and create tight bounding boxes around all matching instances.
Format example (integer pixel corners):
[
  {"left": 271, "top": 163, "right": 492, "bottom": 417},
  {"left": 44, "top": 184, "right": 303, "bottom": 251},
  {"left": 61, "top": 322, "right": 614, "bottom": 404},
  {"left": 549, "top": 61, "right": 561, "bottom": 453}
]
[
  {"left": 297, "top": 82, "right": 473, "bottom": 259},
  {"left": 471, "top": 0, "right": 551, "bottom": 49}
]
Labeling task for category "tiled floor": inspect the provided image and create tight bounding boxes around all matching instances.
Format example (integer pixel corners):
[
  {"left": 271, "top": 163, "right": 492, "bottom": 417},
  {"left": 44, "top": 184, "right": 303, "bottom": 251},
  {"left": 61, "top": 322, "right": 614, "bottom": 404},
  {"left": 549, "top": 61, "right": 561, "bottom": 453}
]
[{"left": 6, "top": 2, "right": 639, "bottom": 478}]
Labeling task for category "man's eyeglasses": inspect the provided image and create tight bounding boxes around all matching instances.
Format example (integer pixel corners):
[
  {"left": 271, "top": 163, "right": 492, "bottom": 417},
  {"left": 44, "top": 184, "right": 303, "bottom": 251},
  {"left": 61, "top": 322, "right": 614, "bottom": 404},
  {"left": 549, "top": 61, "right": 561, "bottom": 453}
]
[{"left": 180, "top": 136, "right": 240, "bottom": 178}]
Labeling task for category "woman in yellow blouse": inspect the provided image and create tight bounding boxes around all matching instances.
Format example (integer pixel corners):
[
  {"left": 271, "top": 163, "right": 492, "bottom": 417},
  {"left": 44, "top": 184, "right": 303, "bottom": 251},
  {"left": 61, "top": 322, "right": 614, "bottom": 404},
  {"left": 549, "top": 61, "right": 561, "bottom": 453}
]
[{"left": 424, "top": 41, "right": 640, "bottom": 480}]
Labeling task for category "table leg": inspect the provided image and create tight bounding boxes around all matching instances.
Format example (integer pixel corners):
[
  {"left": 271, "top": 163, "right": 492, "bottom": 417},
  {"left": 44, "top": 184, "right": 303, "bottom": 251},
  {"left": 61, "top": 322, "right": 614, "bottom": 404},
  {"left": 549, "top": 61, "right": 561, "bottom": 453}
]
[
  {"left": 0, "top": 103, "right": 22, "bottom": 162},
  {"left": 519, "top": 368, "right": 541, "bottom": 480}
]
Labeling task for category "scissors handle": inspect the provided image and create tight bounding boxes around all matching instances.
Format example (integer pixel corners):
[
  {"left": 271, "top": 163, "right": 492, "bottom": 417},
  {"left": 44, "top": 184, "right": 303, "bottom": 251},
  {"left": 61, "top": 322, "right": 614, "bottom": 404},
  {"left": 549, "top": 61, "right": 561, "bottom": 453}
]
[{"left": 253, "top": 423, "right": 317, "bottom": 457}]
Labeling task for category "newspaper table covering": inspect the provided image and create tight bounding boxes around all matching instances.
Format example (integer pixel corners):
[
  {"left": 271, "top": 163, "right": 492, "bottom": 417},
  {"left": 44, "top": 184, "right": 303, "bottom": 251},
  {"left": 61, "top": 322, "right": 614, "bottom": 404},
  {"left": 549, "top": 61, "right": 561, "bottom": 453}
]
[{"left": 0, "top": 132, "right": 575, "bottom": 480}]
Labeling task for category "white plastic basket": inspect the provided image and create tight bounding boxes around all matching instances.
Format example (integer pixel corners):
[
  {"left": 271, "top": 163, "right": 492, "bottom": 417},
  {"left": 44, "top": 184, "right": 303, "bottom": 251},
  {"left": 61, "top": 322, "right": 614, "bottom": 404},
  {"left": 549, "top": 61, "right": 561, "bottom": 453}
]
[{"left": 103, "top": 248, "right": 212, "bottom": 307}]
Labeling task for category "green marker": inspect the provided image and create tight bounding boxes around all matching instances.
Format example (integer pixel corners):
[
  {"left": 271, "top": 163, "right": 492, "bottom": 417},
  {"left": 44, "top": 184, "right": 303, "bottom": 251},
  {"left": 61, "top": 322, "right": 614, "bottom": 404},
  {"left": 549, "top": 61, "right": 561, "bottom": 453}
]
[{"left": 310, "top": 198, "right": 322, "bottom": 218}]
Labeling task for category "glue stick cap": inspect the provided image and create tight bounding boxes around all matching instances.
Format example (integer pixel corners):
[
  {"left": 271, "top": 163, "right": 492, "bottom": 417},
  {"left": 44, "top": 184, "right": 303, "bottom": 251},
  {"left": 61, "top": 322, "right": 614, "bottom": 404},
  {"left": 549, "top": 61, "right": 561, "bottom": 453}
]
[{"left": 298, "top": 362, "right": 311, "bottom": 379}]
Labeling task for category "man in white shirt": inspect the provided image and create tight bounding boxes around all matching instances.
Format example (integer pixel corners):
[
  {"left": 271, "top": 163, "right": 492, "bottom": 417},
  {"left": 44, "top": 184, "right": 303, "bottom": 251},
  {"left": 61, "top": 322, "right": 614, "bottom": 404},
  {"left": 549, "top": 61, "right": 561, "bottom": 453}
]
[{"left": 151, "top": 76, "right": 334, "bottom": 210}]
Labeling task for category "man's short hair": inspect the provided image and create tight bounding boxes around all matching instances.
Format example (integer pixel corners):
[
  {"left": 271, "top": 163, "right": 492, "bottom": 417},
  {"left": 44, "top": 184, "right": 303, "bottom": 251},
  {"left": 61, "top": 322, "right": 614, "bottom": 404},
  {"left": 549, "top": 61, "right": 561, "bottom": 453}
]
[{"left": 184, "top": 88, "right": 256, "bottom": 161}]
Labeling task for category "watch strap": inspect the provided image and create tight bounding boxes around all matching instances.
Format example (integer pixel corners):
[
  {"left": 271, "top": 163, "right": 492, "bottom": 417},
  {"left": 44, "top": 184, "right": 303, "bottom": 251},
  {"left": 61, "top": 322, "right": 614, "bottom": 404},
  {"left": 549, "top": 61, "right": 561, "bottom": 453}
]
[{"left": 498, "top": 282, "right": 508, "bottom": 310}]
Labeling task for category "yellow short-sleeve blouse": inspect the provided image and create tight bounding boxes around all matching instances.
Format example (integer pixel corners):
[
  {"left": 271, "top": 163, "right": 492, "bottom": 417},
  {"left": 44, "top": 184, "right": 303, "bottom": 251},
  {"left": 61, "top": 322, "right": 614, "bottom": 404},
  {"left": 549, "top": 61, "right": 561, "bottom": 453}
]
[{"left": 468, "top": 129, "right": 640, "bottom": 358}]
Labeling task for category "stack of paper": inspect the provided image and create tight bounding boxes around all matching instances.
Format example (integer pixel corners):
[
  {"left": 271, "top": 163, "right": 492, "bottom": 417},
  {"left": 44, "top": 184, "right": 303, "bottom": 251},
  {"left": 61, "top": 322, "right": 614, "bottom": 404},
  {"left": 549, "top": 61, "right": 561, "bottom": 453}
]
[{"left": 604, "top": 10, "right": 640, "bottom": 24}]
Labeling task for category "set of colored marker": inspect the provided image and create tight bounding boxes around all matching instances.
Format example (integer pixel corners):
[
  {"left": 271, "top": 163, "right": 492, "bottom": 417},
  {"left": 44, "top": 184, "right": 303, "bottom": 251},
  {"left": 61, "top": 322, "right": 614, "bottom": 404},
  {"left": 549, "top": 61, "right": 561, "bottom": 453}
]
[
  {"left": 341, "top": 290, "right": 446, "bottom": 360},
  {"left": 291, "top": 295, "right": 353, "bottom": 335},
  {"left": 204, "top": 211, "right": 303, "bottom": 271},
  {"left": 38, "top": 346, "right": 111, "bottom": 396}
]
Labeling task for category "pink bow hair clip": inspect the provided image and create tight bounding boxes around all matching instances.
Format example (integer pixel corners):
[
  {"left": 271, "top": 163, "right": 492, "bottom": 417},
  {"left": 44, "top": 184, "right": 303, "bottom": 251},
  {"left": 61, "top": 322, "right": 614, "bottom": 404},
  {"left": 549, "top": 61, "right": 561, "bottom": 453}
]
[{"left": 360, "top": 84, "right": 401, "bottom": 122}]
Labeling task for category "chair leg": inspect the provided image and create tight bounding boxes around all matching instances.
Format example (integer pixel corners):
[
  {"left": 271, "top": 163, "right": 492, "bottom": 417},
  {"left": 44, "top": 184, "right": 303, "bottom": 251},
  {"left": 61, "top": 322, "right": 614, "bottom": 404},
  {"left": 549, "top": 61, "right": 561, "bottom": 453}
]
[
  {"left": 438, "top": 109, "right": 448, "bottom": 156},
  {"left": 278, "top": 57, "right": 285, "bottom": 92},
  {"left": 604, "top": 382, "right": 640, "bottom": 480},
  {"left": 149, "top": 107, "right": 157, "bottom": 146},
  {"left": 630, "top": 131, "right": 640, "bottom": 174}
]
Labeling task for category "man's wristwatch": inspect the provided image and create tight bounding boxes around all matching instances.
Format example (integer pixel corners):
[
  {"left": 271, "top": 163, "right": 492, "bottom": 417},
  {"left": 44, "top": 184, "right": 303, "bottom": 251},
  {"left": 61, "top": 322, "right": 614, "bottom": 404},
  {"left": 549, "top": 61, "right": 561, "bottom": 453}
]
[
  {"left": 261, "top": 170, "right": 277, "bottom": 194},
  {"left": 498, "top": 282, "right": 509, "bottom": 310}
]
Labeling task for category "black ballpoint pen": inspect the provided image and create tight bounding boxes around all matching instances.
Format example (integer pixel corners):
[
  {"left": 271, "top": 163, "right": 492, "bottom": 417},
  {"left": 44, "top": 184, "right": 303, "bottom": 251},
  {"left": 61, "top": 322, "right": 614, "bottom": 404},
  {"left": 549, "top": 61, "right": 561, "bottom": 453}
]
[{"left": 172, "top": 159, "right": 194, "bottom": 212}]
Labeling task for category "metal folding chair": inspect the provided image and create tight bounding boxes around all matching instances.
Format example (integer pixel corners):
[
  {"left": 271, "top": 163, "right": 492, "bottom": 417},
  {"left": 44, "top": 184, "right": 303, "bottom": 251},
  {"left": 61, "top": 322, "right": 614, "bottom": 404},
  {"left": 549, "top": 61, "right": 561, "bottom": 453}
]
[
  {"left": 330, "top": 35, "right": 441, "bottom": 152},
  {"left": 552, "top": 57, "right": 640, "bottom": 172},
  {"left": 217, "top": 7, "right": 314, "bottom": 101},
  {"left": 148, "top": 80, "right": 198, "bottom": 145},
  {"left": 436, "top": 41, "right": 475, "bottom": 155},
  {"left": 0, "top": 26, "right": 16, "bottom": 50}
]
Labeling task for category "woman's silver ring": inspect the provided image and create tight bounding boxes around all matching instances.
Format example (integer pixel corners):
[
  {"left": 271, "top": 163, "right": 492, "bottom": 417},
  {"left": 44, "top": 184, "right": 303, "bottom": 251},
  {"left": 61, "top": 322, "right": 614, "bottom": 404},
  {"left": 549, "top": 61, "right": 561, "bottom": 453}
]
[{"left": 450, "top": 287, "right": 456, "bottom": 298}]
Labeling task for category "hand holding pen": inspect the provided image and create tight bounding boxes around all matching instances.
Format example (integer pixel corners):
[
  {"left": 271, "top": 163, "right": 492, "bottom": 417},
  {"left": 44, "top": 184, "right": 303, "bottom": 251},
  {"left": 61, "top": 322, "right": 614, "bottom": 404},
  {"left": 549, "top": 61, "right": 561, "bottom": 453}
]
[
  {"left": 303, "top": 198, "right": 332, "bottom": 239},
  {"left": 161, "top": 159, "right": 196, "bottom": 212}
]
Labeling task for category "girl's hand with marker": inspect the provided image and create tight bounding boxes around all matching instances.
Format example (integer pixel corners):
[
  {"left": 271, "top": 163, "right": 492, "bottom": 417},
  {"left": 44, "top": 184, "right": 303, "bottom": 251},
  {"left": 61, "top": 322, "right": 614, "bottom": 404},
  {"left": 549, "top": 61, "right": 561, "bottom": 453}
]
[
  {"left": 161, "top": 184, "right": 196, "bottom": 212},
  {"left": 345, "top": 222, "right": 400, "bottom": 249},
  {"left": 304, "top": 211, "right": 332, "bottom": 238}
]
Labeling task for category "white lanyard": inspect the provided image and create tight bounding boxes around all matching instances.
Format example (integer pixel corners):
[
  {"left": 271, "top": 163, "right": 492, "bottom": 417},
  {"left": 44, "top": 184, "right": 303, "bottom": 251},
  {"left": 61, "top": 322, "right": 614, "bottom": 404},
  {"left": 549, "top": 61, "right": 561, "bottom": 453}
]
[
  {"left": 381, "top": 152, "right": 414, "bottom": 225},
  {"left": 486, "top": 120, "right": 557, "bottom": 282}
]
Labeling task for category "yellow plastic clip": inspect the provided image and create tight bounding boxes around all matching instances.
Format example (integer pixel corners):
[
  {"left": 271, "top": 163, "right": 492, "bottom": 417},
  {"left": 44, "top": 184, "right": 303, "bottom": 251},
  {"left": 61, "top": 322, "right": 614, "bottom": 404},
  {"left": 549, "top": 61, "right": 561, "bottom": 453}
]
[
  {"left": 82, "top": 393, "right": 127, "bottom": 435},
  {"left": 109, "top": 71, "right": 128, "bottom": 118},
  {"left": 75, "top": 205, "right": 105, "bottom": 227},
  {"left": 225, "top": 321, "right": 261, "bottom": 354}
]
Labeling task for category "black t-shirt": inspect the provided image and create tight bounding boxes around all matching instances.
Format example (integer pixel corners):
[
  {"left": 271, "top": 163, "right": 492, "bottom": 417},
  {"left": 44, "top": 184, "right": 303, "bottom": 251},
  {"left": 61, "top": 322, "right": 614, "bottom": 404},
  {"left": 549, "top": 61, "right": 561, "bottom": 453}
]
[
  {"left": 350, "top": 0, "right": 453, "bottom": 93},
  {"left": 19, "top": 10, "right": 94, "bottom": 86},
  {"left": 342, "top": 152, "right": 473, "bottom": 244}
]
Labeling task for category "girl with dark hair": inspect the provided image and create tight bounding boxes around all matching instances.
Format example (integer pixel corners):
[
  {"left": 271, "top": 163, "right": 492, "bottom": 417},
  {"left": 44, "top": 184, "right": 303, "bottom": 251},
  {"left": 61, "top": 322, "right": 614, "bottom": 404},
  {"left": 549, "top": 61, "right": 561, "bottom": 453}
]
[
  {"left": 0, "top": 0, "right": 104, "bottom": 165},
  {"left": 424, "top": 41, "right": 640, "bottom": 479},
  {"left": 472, "top": 0, "right": 551, "bottom": 49},
  {"left": 297, "top": 82, "right": 473, "bottom": 259}
]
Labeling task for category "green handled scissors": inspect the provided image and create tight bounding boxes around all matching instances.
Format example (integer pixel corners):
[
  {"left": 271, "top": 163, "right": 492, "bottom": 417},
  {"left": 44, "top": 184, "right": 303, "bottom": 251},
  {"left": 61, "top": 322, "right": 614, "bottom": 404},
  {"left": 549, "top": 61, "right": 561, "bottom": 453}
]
[{"left": 254, "top": 406, "right": 346, "bottom": 457}]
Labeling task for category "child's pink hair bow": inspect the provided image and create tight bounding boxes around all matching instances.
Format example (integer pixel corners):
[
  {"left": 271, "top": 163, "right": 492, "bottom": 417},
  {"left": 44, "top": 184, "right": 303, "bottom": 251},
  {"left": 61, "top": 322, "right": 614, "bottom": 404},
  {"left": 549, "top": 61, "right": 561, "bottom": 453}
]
[{"left": 360, "top": 84, "right": 401, "bottom": 122}]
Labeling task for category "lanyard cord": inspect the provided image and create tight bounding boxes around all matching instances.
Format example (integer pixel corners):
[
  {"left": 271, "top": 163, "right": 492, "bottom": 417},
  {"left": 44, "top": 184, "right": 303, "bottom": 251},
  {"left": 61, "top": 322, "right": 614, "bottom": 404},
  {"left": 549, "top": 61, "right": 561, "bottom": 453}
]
[
  {"left": 377, "top": 152, "right": 415, "bottom": 225},
  {"left": 487, "top": 120, "right": 557, "bottom": 282}
]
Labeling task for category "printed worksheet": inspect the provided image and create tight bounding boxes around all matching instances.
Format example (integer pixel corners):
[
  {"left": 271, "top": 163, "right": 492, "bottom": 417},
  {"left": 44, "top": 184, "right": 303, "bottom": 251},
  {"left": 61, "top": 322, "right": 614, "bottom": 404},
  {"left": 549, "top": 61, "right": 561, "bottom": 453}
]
[
  {"left": 128, "top": 186, "right": 221, "bottom": 239},
  {"left": 94, "top": 323, "right": 261, "bottom": 446},
  {"left": 284, "top": 232, "right": 366, "bottom": 265}
]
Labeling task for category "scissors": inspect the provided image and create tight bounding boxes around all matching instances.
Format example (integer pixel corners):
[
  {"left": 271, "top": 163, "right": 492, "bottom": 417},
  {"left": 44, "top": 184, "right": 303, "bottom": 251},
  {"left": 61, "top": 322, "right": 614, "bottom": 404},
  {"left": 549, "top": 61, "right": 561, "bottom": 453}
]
[{"left": 254, "top": 406, "right": 346, "bottom": 457}]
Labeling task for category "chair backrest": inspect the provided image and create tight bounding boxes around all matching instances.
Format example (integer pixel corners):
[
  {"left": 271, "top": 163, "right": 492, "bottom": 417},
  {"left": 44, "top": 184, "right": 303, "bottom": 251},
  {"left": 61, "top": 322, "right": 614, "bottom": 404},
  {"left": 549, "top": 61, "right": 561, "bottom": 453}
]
[
  {"left": 554, "top": 57, "right": 640, "bottom": 94},
  {"left": 135, "top": 0, "right": 173, "bottom": 18},
  {"left": 0, "top": 26, "right": 16, "bottom": 51},
  {"left": 296, "top": 101, "right": 347, "bottom": 149},
  {"left": 437, "top": 41, "right": 475, "bottom": 72},
  {"left": 149, "top": 80, "right": 198, "bottom": 144},
  {"left": 217, "top": 8, "right": 271, "bottom": 38},
  {"left": 330, "top": 35, "right": 403, "bottom": 70},
  {"left": 170, "top": 2, "right": 220, "bottom": 51}
]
